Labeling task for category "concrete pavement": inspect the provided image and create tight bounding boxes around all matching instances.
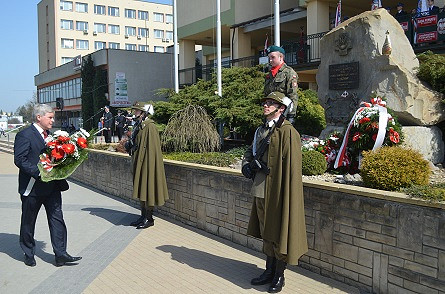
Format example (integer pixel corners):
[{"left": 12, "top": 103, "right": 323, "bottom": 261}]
[{"left": 0, "top": 150, "right": 359, "bottom": 293}]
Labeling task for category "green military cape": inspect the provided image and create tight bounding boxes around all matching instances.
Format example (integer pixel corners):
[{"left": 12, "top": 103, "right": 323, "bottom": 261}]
[
  {"left": 132, "top": 118, "right": 169, "bottom": 206},
  {"left": 247, "top": 120, "right": 308, "bottom": 265}
]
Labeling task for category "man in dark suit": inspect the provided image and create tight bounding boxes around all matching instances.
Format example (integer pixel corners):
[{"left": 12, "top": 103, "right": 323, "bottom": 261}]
[
  {"left": 102, "top": 105, "right": 114, "bottom": 143},
  {"left": 14, "top": 104, "right": 81, "bottom": 267},
  {"left": 428, "top": 0, "right": 440, "bottom": 13},
  {"left": 394, "top": 3, "right": 407, "bottom": 19}
]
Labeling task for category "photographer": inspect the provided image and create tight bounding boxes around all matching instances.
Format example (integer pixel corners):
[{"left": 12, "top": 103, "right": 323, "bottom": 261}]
[
  {"left": 125, "top": 102, "right": 169, "bottom": 229},
  {"left": 241, "top": 92, "right": 307, "bottom": 293}
]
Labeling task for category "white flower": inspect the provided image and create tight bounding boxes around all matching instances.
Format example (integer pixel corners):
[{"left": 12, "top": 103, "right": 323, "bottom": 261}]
[
  {"left": 79, "top": 128, "right": 90, "bottom": 138},
  {"left": 54, "top": 130, "right": 70, "bottom": 137}
]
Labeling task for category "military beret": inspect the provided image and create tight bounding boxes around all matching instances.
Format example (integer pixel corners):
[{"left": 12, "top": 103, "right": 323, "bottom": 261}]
[
  {"left": 266, "top": 45, "right": 285, "bottom": 55},
  {"left": 397, "top": 2, "right": 404, "bottom": 7}
]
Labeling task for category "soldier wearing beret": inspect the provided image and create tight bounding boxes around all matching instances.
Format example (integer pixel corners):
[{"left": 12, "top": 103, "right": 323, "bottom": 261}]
[
  {"left": 126, "top": 102, "right": 169, "bottom": 229},
  {"left": 394, "top": 3, "right": 407, "bottom": 19},
  {"left": 242, "top": 92, "right": 307, "bottom": 293},
  {"left": 264, "top": 45, "right": 299, "bottom": 124}
]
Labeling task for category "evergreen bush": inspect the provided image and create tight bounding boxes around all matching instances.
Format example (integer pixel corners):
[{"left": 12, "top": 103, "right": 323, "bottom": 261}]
[
  {"left": 360, "top": 146, "right": 430, "bottom": 191},
  {"left": 294, "top": 89, "right": 326, "bottom": 137},
  {"left": 417, "top": 51, "right": 445, "bottom": 103},
  {"left": 302, "top": 150, "right": 327, "bottom": 175}
]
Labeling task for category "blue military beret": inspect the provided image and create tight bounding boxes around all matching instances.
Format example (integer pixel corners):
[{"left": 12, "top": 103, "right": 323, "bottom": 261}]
[{"left": 266, "top": 45, "right": 285, "bottom": 55}]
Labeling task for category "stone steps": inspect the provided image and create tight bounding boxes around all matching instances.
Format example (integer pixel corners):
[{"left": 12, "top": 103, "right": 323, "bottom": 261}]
[{"left": 0, "top": 139, "right": 14, "bottom": 154}]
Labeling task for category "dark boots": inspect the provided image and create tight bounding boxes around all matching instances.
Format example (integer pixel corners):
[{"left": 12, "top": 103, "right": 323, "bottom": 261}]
[
  {"left": 251, "top": 256, "right": 276, "bottom": 285},
  {"left": 136, "top": 207, "right": 154, "bottom": 229},
  {"left": 130, "top": 204, "right": 146, "bottom": 226},
  {"left": 268, "top": 260, "right": 287, "bottom": 293}
]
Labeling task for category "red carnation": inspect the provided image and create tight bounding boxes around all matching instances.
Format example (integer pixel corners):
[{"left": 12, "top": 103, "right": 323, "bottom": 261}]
[
  {"left": 352, "top": 132, "right": 361, "bottom": 142},
  {"left": 58, "top": 136, "right": 70, "bottom": 143},
  {"left": 47, "top": 141, "right": 58, "bottom": 148},
  {"left": 51, "top": 147, "right": 65, "bottom": 161},
  {"left": 62, "top": 143, "right": 76, "bottom": 154},
  {"left": 389, "top": 129, "right": 400, "bottom": 144},
  {"left": 359, "top": 117, "right": 370, "bottom": 124},
  {"left": 77, "top": 137, "right": 88, "bottom": 149}
]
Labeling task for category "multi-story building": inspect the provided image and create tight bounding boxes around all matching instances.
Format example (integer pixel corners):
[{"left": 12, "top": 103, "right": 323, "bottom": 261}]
[
  {"left": 38, "top": 0, "right": 173, "bottom": 73},
  {"left": 177, "top": 0, "right": 445, "bottom": 90}
]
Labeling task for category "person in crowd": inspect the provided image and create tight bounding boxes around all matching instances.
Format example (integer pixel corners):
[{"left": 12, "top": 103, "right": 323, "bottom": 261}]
[
  {"left": 115, "top": 110, "right": 125, "bottom": 141},
  {"left": 102, "top": 105, "right": 113, "bottom": 143},
  {"left": 264, "top": 45, "right": 298, "bottom": 124},
  {"left": 241, "top": 92, "right": 307, "bottom": 293},
  {"left": 14, "top": 104, "right": 81, "bottom": 267},
  {"left": 428, "top": 0, "right": 440, "bottom": 13},
  {"left": 125, "top": 102, "right": 169, "bottom": 229},
  {"left": 394, "top": 2, "right": 407, "bottom": 18},
  {"left": 0, "top": 126, "right": 6, "bottom": 137}
]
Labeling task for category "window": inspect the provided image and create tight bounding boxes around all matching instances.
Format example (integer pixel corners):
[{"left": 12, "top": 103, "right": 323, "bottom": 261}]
[
  {"left": 94, "top": 5, "right": 105, "bottom": 15},
  {"left": 60, "top": 1, "right": 73, "bottom": 11},
  {"left": 125, "top": 9, "right": 136, "bottom": 19},
  {"left": 108, "top": 6, "right": 119, "bottom": 17},
  {"left": 153, "top": 12, "right": 164, "bottom": 22},
  {"left": 76, "top": 21, "right": 88, "bottom": 31},
  {"left": 166, "top": 14, "right": 173, "bottom": 23},
  {"left": 138, "top": 10, "right": 148, "bottom": 20},
  {"left": 154, "top": 46, "right": 164, "bottom": 53},
  {"left": 61, "top": 38, "right": 74, "bottom": 48},
  {"left": 76, "top": 39, "right": 89, "bottom": 49},
  {"left": 138, "top": 28, "right": 148, "bottom": 38},
  {"left": 95, "top": 41, "right": 106, "bottom": 50},
  {"left": 108, "top": 24, "right": 120, "bottom": 35},
  {"left": 60, "top": 19, "right": 73, "bottom": 30},
  {"left": 154, "top": 29, "right": 164, "bottom": 39},
  {"left": 166, "top": 31, "right": 173, "bottom": 41},
  {"left": 94, "top": 23, "right": 106, "bottom": 33},
  {"left": 138, "top": 45, "right": 148, "bottom": 52},
  {"left": 76, "top": 2, "right": 87, "bottom": 13},
  {"left": 62, "top": 57, "right": 74, "bottom": 64},
  {"left": 125, "top": 26, "right": 136, "bottom": 36},
  {"left": 125, "top": 44, "right": 136, "bottom": 51},
  {"left": 109, "top": 42, "right": 120, "bottom": 49}
]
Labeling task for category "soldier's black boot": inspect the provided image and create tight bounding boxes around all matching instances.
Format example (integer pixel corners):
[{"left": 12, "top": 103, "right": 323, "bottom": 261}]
[
  {"left": 268, "top": 260, "right": 286, "bottom": 293},
  {"left": 251, "top": 256, "right": 276, "bottom": 285},
  {"left": 136, "top": 207, "right": 154, "bottom": 229},
  {"left": 130, "top": 205, "right": 146, "bottom": 227}
]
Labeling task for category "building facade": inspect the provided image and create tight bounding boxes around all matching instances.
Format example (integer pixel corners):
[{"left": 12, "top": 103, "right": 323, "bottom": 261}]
[
  {"left": 38, "top": 0, "right": 173, "bottom": 73},
  {"left": 34, "top": 49, "right": 174, "bottom": 129}
]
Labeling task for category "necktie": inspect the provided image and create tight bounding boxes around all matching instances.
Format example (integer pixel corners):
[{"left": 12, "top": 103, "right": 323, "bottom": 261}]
[{"left": 42, "top": 131, "right": 48, "bottom": 139}]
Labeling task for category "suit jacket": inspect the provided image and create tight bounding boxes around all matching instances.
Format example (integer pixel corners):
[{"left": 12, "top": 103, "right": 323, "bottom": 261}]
[{"left": 14, "top": 125, "right": 68, "bottom": 197}]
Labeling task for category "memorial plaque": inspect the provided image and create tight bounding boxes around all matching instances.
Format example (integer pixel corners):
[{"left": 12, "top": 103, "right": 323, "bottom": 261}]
[{"left": 329, "top": 62, "right": 359, "bottom": 90}]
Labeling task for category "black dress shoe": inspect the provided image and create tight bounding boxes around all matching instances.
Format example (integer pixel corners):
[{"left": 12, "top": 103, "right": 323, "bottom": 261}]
[
  {"left": 130, "top": 215, "right": 145, "bottom": 227},
  {"left": 24, "top": 255, "right": 36, "bottom": 267},
  {"left": 136, "top": 218, "right": 154, "bottom": 229},
  {"left": 55, "top": 253, "right": 82, "bottom": 267}
]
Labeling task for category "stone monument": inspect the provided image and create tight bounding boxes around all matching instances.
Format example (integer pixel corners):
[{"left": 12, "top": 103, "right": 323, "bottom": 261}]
[{"left": 317, "top": 9, "right": 445, "bottom": 163}]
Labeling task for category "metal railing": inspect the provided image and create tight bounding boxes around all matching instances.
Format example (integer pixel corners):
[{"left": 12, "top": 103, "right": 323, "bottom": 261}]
[{"left": 178, "top": 32, "right": 327, "bottom": 87}]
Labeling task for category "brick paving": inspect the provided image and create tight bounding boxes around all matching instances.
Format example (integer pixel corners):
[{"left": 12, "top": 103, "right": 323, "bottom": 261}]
[{"left": 0, "top": 150, "right": 358, "bottom": 293}]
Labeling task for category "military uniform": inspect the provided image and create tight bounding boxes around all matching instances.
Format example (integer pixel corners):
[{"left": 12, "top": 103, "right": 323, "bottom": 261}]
[{"left": 242, "top": 92, "right": 307, "bottom": 293}]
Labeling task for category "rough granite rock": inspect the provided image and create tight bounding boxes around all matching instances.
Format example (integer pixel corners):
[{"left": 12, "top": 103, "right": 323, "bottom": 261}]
[{"left": 317, "top": 8, "right": 445, "bottom": 126}]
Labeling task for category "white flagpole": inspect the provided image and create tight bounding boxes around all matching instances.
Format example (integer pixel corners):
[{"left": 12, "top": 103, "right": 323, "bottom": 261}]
[
  {"left": 216, "top": 0, "right": 222, "bottom": 97},
  {"left": 274, "top": 0, "right": 280, "bottom": 46},
  {"left": 173, "top": 0, "right": 179, "bottom": 93}
]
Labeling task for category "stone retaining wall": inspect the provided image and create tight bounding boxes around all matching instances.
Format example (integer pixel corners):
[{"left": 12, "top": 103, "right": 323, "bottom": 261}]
[{"left": 71, "top": 150, "right": 445, "bottom": 294}]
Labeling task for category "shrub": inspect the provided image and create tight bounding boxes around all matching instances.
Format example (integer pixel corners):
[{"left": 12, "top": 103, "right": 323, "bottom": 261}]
[
  {"left": 302, "top": 150, "right": 327, "bottom": 175},
  {"left": 402, "top": 183, "right": 445, "bottom": 202},
  {"left": 417, "top": 51, "right": 445, "bottom": 102},
  {"left": 294, "top": 89, "right": 326, "bottom": 137},
  {"left": 360, "top": 146, "right": 430, "bottom": 191}
]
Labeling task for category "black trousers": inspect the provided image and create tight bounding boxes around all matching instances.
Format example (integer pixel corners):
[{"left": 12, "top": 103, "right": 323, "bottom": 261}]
[
  {"left": 20, "top": 191, "right": 67, "bottom": 258},
  {"left": 103, "top": 129, "right": 111, "bottom": 143},
  {"left": 116, "top": 127, "right": 124, "bottom": 141}
]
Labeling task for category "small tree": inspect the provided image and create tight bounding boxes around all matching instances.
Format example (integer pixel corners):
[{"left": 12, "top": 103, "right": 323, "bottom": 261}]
[
  {"left": 93, "top": 68, "right": 108, "bottom": 112},
  {"left": 15, "top": 93, "right": 37, "bottom": 123},
  {"left": 161, "top": 105, "right": 220, "bottom": 153},
  {"left": 81, "top": 55, "right": 95, "bottom": 130}
]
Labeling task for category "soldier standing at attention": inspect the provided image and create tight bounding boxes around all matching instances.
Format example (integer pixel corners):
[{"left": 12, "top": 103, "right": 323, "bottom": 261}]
[
  {"left": 242, "top": 92, "right": 308, "bottom": 293},
  {"left": 264, "top": 45, "right": 299, "bottom": 124}
]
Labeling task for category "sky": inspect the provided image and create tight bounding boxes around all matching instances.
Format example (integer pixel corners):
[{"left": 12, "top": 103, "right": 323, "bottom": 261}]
[{"left": 0, "top": 0, "right": 172, "bottom": 114}]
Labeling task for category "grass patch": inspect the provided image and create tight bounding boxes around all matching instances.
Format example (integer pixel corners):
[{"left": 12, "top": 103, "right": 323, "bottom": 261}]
[
  {"left": 163, "top": 147, "right": 247, "bottom": 167},
  {"left": 402, "top": 183, "right": 445, "bottom": 202}
]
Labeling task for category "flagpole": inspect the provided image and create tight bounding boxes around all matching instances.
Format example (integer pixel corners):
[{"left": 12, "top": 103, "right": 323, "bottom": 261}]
[
  {"left": 216, "top": 0, "right": 222, "bottom": 98},
  {"left": 173, "top": 0, "right": 179, "bottom": 93},
  {"left": 274, "top": 0, "right": 280, "bottom": 46}
]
